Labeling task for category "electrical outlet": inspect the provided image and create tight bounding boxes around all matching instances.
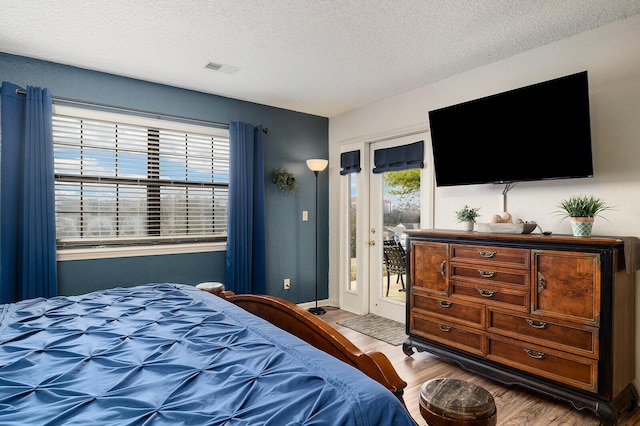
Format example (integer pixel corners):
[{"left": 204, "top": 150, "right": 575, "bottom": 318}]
[{"left": 283, "top": 278, "right": 291, "bottom": 289}]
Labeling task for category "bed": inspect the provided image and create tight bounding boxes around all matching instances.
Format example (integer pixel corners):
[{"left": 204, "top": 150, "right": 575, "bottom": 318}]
[{"left": 0, "top": 283, "right": 416, "bottom": 425}]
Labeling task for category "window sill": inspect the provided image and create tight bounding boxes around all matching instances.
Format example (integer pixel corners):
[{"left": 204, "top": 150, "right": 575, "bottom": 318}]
[{"left": 56, "top": 242, "right": 226, "bottom": 261}]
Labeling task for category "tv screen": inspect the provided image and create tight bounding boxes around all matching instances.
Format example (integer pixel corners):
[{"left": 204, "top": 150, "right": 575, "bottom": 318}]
[{"left": 429, "top": 71, "right": 593, "bottom": 187}]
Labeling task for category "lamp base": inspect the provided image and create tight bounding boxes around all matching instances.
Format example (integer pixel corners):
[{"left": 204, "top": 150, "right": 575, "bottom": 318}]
[{"left": 308, "top": 306, "right": 326, "bottom": 316}]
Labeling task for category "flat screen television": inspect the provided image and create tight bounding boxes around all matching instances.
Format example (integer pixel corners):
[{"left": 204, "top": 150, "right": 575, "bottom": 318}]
[{"left": 429, "top": 71, "right": 593, "bottom": 187}]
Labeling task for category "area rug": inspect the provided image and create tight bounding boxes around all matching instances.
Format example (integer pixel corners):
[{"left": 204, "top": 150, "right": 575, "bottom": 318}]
[{"left": 337, "top": 314, "right": 406, "bottom": 346}]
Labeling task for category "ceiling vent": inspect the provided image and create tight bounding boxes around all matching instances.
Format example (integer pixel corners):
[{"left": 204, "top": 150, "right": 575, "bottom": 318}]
[
  {"left": 205, "top": 62, "right": 223, "bottom": 71},
  {"left": 204, "top": 62, "right": 240, "bottom": 75}
]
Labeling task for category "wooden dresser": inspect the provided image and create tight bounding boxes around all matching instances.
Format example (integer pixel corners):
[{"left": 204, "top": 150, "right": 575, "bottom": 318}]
[{"left": 404, "top": 229, "right": 638, "bottom": 425}]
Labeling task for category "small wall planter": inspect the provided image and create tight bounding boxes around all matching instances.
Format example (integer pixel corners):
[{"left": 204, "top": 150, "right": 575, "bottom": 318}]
[{"left": 272, "top": 168, "right": 297, "bottom": 193}]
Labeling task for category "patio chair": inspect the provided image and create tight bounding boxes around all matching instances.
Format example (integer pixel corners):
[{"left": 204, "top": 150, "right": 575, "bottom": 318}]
[{"left": 383, "top": 239, "right": 407, "bottom": 297}]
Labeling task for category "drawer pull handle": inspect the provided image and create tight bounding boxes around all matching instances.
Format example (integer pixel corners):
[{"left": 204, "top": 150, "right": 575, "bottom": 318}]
[
  {"left": 527, "top": 319, "right": 548, "bottom": 329},
  {"left": 477, "top": 250, "right": 496, "bottom": 258},
  {"left": 478, "top": 270, "right": 496, "bottom": 278},
  {"left": 477, "top": 289, "right": 496, "bottom": 297},
  {"left": 438, "top": 300, "right": 452, "bottom": 308},
  {"left": 438, "top": 324, "right": 452, "bottom": 332},
  {"left": 439, "top": 261, "right": 446, "bottom": 279},
  {"left": 524, "top": 348, "right": 546, "bottom": 359}
]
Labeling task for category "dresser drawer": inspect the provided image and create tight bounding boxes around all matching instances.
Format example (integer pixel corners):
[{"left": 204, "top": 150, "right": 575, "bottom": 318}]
[
  {"left": 487, "top": 309, "right": 598, "bottom": 358},
  {"left": 450, "top": 244, "right": 529, "bottom": 269},
  {"left": 410, "top": 313, "right": 484, "bottom": 356},
  {"left": 450, "top": 282, "right": 529, "bottom": 312},
  {"left": 451, "top": 264, "right": 529, "bottom": 289},
  {"left": 412, "top": 293, "right": 484, "bottom": 329},
  {"left": 487, "top": 335, "right": 597, "bottom": 392}
]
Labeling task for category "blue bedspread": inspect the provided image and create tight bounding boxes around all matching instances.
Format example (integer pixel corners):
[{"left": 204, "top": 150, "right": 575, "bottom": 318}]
[{"left": 0, "top": 283, "right": 416, "bottom": 425}]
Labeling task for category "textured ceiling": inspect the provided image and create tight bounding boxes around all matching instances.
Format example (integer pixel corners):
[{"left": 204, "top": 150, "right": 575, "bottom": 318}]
[{"left": 1, "top": 1, "right": 640, "bottom": 117}]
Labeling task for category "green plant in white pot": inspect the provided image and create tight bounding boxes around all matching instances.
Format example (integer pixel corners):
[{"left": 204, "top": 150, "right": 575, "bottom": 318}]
[
  {"left": 455, "top": 205, "right": 481, "bottom": 231},
  {"left": 556, "top": 195, "right": 612, "bottom": 236}
]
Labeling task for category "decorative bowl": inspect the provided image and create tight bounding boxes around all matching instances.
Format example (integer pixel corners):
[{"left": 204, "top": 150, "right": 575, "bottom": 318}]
[{"left": 477, "top": 222, "right": 538, "bottom": 234}]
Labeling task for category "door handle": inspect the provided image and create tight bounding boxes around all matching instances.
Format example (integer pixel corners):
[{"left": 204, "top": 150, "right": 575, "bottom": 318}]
[{"left": 537, "top": 272, "right": 547, "bottom": 293}]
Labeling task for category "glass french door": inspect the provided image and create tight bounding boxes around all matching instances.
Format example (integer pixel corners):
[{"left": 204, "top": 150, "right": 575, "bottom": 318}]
[
  {"left": 338, "top": 132, "right": 432, "bottom": 322},
  {"left": 368, "top": 135, "right": 427, "bottom": 323}
]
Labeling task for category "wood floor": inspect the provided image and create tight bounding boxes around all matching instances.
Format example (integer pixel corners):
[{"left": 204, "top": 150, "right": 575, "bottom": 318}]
[{"left": 319, "top": 307, "right": 640, "bottom": 426}]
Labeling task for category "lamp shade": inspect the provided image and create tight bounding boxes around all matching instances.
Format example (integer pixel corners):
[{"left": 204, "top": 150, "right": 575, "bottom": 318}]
[{"left": 306, "top": 159, "right": 328, "bottom": 172}]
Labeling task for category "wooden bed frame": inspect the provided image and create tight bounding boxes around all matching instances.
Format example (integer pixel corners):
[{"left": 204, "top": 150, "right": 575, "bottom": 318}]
[{"left": 223, "top": 292, "right": 408, "bottom": 406}]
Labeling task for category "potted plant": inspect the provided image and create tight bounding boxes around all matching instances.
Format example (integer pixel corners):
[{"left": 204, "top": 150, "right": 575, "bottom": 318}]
[
  {"left": 272, "top": 168, "right": 297, "bottom": 193},
  {"left": 556, "top": 195, "right": 612, "bottom": 236},
  {"left": 455, "top": 205, "right": 481, "bottom": 231}
]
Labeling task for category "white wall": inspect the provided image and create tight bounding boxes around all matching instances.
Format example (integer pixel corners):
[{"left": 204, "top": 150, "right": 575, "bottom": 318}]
[{"left": 329, "top": 14, "right": 640, "bottom": 387}]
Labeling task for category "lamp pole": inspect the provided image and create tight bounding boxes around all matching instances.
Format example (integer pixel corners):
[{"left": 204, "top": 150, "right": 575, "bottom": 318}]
[{"left": 306, "top": 159, "right": 328, "bottom": 315}]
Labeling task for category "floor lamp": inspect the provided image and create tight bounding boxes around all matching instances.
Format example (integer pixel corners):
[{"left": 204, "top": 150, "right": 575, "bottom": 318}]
[{"left": 306, "top": 158, "right": 328, "bottom": 315}]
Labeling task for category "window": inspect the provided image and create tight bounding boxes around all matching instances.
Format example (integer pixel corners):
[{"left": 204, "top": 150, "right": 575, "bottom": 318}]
[{"left": 53, "top": 106, "right": 229, "bottom": 250}]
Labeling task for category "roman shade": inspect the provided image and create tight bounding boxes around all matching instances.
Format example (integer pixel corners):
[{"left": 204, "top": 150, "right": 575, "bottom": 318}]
[
  {"left": 340, "top": 150, "right": 361, "bottom": 175},
  {"left": 372, "top": 141, "right": 424, "bottom": 173}
]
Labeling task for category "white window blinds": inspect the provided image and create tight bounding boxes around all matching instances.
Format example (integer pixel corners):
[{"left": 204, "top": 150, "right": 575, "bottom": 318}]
[{"left": 52, "top": 107, "right": 229, "bottom": 248}]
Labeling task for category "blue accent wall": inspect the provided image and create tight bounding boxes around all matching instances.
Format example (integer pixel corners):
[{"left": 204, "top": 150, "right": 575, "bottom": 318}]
[
  {"left": 0, "top": 52, "right": 328, "bottom": 304},
  {"left": 57, "top": 251, "right": 227, "bottom": 296}
]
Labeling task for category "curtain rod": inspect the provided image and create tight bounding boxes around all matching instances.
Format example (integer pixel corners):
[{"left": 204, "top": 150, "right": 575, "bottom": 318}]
[{"left": 14, "top": 88, "right": 269, "bottom": 134}]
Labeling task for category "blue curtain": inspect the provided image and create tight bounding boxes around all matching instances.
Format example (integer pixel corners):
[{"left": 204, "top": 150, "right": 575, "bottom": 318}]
[
  {"left": 1, "top": 82, "right": 57, "bottom": 303},
  {"left": 225, "top": 121, "right": 266, "bottom": 294}
]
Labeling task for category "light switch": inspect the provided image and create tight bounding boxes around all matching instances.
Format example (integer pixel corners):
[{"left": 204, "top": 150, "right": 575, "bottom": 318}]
[{"left": 302, "top": 210, "right": 308, "bottom": 221}]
